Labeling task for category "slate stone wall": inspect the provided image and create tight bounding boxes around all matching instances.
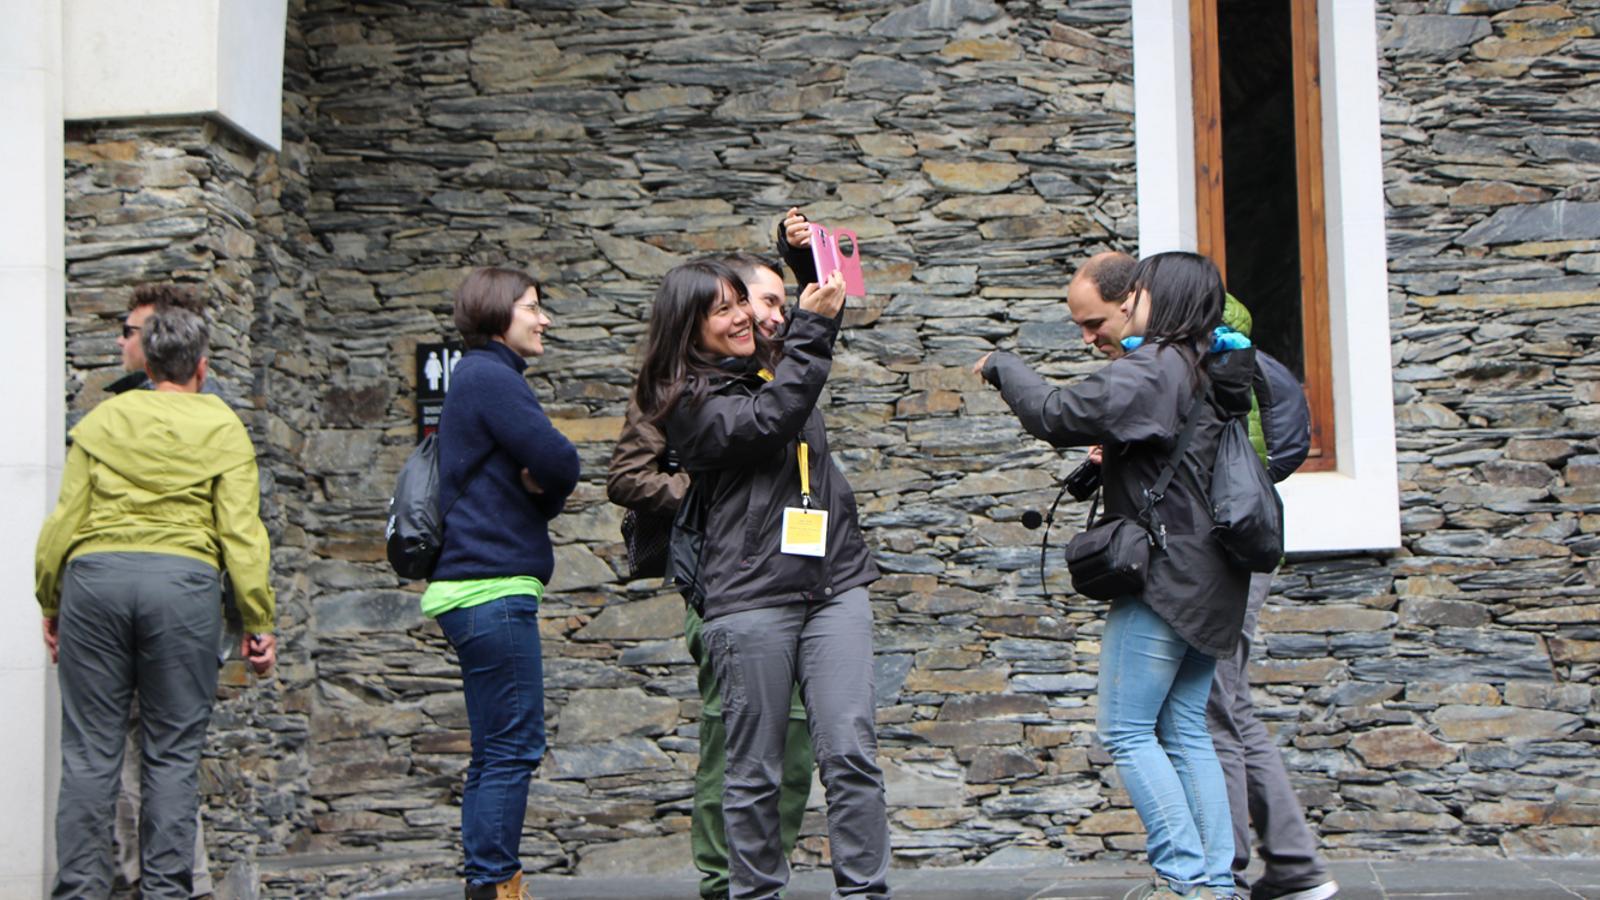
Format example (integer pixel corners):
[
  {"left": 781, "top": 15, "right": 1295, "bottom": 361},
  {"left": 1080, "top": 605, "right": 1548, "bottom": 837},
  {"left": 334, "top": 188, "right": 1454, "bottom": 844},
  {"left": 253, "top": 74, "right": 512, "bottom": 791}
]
[
  {"left": 54, "top": 0, "right": 1600, "bottom": 894},
  {"left": 1330, "top": 0, "right": 1600, "bottom": 857},
  {"left": 284, "top": 0, "right": 1144, "bottom": 888}
]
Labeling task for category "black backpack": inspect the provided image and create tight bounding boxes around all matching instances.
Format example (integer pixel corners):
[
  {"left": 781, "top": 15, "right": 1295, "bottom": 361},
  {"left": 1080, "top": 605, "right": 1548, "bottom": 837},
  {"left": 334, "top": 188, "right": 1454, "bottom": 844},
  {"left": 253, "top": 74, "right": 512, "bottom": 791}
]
[
  {"left": 1210, "top": 415, "right": 1285, "bottom": 572},
  {"left": 385, "top": 434, "right": 484, "bottom": 581},
  {"left": 1203, "top": 342, "right": 1292, "bottom": 566}
]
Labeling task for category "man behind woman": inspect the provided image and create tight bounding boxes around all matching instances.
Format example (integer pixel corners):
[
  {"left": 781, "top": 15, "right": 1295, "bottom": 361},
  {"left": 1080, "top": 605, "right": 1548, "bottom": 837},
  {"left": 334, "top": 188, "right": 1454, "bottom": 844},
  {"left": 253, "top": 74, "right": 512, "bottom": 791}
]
[{"left": 35, "top": 305, "right": 276, "bottom": 898}]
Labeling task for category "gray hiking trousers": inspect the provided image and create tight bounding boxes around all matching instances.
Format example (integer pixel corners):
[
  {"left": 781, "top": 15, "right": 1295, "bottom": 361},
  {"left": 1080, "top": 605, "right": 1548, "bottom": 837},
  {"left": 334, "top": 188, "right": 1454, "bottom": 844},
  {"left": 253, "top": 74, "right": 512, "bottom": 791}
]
[
  {"left": 53, "top": 552, "right": 222, "bottom": 900},
  {"left": 1206, "top": 571, "right": 1332, "bottom": 897},
  {"left": 703, "top": 588, "right": 891, "bottom": 900}
]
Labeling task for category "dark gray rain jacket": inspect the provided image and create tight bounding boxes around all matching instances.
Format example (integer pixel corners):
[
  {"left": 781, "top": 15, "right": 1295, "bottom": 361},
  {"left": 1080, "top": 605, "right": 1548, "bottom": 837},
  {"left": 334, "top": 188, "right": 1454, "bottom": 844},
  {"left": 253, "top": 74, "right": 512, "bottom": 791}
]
[
  {"left": 666, "top": 308, "right": 878, "bottom": 620},
  {"left": 982, "top": 342, "right": 1252, "bottom": 658}
]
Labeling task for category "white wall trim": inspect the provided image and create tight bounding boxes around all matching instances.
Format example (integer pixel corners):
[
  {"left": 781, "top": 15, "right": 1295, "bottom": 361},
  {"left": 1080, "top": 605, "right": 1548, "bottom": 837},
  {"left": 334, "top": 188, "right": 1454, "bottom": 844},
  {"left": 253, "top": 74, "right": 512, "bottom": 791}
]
[
  {"left": 1132, "top": 0, "right": 1198, "bottom": 257},
  {"left": 0, "top": 0, "right": 63, "bottom": 892},
  {"left": 62, "top": 0, "right": 284, "bottom": 150},
  {"left": 1132, "top": 0, "right": 1401, "bottom": 553}
]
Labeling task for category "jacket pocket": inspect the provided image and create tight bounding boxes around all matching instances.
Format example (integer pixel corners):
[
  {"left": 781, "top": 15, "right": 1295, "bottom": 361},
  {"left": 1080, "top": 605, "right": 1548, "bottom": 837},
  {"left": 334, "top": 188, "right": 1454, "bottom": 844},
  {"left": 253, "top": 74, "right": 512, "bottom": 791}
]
[{"left": 737, "top": 468, "right": 782, "bottom": 564}]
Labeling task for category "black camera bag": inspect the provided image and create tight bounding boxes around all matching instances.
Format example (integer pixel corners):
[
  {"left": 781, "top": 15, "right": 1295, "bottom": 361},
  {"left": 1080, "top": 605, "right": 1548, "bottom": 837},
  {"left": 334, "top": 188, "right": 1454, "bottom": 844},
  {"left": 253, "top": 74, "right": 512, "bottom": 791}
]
[{"left": 1065, "top": 390, "right": 1204, "bottom": 601}]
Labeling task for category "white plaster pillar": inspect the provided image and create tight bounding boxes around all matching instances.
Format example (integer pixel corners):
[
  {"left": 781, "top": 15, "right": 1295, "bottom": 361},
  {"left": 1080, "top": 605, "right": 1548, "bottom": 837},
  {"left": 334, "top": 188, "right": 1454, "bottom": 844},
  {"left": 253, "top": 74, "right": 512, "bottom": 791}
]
[
  {"left": 0, "top": 0, "right": 64, "bottom": 894},
  {"left": 1131, "top": 0, "right": 1198, "bottom": 256}
]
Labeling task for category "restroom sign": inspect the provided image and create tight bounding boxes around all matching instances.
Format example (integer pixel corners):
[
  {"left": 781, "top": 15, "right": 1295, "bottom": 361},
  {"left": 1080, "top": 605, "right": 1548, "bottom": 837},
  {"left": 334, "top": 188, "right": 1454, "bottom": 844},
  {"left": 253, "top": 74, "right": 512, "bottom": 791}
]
[{"left": 415, "top": 341, "right": 464, "bottom": 442}]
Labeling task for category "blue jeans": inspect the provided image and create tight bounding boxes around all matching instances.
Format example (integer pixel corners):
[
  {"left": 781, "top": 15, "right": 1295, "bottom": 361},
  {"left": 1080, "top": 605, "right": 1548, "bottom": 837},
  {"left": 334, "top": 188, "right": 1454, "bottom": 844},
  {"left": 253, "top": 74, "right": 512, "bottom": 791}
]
[
  {"left": 437, "top": 595, "right": 546, "bottom": 886},
  {"left": 1098, "top": 598, "right": 1234, "bottom": 896}
]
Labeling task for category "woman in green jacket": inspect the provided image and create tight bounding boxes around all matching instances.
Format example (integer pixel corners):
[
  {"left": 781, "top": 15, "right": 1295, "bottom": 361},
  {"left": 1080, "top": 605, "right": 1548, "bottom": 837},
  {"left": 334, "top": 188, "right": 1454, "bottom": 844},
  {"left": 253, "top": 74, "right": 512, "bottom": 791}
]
[{"left": 34, "top": 307, "right": 275, "bottom": 899}]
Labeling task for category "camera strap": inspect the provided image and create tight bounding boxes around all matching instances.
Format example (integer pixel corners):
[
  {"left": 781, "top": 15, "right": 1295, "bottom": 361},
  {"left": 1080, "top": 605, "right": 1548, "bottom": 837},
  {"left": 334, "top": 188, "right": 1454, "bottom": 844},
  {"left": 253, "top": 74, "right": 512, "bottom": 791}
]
[
  {"left": 1035, "top": 384, "right": 1207, "bottom": 603},
  {"left": 1037, "top": 478, "right": 1072, "bottom": 602}
]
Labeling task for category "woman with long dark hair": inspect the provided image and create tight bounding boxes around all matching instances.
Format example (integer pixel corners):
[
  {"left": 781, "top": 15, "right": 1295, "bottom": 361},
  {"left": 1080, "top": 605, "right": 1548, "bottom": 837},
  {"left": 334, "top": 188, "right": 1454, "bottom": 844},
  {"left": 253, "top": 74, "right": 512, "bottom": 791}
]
[
  {"left": 976, "top": 251, "right": 1253, "bottom": 900},
  {"left": 427, "top": 267, "right": 580, "bottom": 900},
  {"left": 635, "top": 259, "right": 890, "bottom": 900}
]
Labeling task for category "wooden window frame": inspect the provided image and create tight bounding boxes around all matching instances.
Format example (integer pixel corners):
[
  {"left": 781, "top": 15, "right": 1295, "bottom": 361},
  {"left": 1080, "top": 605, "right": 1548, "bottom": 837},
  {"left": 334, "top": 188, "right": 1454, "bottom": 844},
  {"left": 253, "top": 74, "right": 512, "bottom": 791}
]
[{"left": 1190, "top": 0, "right": 1337, "bottom": 472}]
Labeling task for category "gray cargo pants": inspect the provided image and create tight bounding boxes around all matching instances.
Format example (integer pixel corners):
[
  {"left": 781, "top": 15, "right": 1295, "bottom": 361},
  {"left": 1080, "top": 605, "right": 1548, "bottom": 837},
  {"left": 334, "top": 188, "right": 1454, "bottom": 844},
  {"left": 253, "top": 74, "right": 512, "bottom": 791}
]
[
  {"left": 54, "top": 552, "right": 223, "bottom": 900},
  {"left": 1206, "top": 571, "right": 1331, "bottom": 898},
  {"left": 116, "top": 701, "right": 212, "bottom": 896},
  {"left": 703, "top": 588, "right": 891, "bottom": 900}
]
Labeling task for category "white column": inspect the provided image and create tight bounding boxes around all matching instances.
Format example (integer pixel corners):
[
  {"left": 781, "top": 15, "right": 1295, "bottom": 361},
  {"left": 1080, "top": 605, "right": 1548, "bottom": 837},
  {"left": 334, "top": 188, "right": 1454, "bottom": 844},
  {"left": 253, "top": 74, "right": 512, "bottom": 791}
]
[
  {"left": 0, "top": 0, "right": 64, "bottom": 894},
  {"left": 1131, "top": 0, "right": 1197, "bottom": 255}
]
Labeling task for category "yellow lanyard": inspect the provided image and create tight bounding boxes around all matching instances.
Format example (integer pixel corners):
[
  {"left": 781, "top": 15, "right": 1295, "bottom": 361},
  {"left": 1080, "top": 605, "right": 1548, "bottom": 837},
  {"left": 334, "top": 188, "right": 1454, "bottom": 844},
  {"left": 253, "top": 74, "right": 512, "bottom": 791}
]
[
  {"left": 756, "top": 366, "right": 814, "bottom": 506},
  {"left": 798, "top": 441, "right": 812, "bottom": 506}
]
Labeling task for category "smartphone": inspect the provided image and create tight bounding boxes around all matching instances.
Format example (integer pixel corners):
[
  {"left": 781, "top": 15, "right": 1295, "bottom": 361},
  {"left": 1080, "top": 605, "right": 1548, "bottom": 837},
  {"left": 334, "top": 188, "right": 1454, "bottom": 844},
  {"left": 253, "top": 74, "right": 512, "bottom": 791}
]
[{"left": 808, "top": 223, "right": 866, "bottom": 297}]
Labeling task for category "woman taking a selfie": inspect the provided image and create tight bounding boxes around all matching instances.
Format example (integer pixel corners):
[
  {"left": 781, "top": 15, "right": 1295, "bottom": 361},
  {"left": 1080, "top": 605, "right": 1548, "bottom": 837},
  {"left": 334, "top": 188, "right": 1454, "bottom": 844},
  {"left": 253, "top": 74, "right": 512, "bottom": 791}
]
[
  {"left": 976, "top": 251, "right": 1252, "bottom": 900},
  {"left": 633, "top": 259, "right": 889, "bottom": 900},
  {"left": 427, "top": 267, "right": 580, "bottom": 900}
]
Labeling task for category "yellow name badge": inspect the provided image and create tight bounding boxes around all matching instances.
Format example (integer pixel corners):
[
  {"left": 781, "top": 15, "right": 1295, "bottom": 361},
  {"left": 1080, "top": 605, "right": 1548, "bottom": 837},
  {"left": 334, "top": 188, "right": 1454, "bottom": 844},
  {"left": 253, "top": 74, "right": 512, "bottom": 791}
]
[{"left": 780, "top": 507, "right": 828, "bottom": 557}]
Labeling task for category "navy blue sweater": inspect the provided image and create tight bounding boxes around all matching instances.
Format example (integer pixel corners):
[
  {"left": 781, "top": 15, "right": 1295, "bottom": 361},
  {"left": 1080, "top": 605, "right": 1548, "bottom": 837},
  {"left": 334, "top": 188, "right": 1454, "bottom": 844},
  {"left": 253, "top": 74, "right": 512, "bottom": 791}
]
[{"left": 432, "top": 341, "right": 581, "bottom": 585}]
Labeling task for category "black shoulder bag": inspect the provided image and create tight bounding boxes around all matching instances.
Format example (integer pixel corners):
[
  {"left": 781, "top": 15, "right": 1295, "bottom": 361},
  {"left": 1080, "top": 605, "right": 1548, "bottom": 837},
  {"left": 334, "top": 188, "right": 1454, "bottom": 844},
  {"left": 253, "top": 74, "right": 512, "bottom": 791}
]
[{"left": 1063, "top": 389, "right": 1206, "bottom": 601}]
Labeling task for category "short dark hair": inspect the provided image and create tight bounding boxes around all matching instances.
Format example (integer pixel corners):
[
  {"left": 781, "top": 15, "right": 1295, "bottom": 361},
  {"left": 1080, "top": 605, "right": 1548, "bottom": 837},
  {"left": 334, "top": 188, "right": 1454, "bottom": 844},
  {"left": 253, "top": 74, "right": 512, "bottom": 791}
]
[
  {"left": 453, "top": 267, "right": 541, "bottom": 349},
  {"left": 142, "top": 307, "right": 210, "bottom": 384},
  {"left": 1077, "top": 252, "right": 1137, "bottom": 305},
  {"left": 129, "top": 283, "right": 205, "bottom": 315},
  {"left": 723, "top": 252, "right": 785, "bottom": 290}
]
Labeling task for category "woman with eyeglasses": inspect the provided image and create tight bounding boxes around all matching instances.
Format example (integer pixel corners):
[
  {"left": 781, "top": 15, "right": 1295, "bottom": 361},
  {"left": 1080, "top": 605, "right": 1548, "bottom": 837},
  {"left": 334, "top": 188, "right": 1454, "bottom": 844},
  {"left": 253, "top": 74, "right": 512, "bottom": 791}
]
[{"left": 426, "top": 267, "right": 580, "bottom": 900}]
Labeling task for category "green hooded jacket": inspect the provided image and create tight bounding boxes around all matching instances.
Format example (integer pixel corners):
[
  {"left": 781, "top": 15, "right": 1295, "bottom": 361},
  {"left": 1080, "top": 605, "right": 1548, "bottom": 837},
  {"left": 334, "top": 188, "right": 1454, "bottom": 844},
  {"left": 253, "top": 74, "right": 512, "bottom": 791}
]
[
  {"left": 1222, "top": 294, "right": 1269, "bottom": 466},
  {"left": 34, "top": 390, "right": 276, "bottom": 632}
]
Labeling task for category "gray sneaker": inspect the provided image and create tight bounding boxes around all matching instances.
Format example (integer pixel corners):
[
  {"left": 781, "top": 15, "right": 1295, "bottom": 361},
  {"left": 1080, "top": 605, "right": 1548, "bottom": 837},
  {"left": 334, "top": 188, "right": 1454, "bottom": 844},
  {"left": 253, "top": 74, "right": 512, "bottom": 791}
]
[
  {"left": 1122, "top": 881, "right": 1185, "bottom": 900},
  {"left": 1253, "top": 880, "right": 1338, "bottom": 900}
]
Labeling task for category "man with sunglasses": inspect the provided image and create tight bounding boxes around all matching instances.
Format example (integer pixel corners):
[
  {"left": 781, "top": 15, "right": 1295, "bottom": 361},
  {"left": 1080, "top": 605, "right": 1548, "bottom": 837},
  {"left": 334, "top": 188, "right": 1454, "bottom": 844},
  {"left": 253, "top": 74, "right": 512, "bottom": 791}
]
[{"left": 111, "top": 285, "right": 210, "bottom": 394}]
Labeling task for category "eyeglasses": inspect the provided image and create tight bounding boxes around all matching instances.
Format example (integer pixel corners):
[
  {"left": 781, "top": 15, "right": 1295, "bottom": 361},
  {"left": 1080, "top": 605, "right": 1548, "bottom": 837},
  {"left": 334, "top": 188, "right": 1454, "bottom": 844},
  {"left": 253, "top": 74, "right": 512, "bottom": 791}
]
[
  {"left": 515, "top": 301, "right": 545, "bottom": 316},
  {"left": 121, "top": 324, "right": 141, "bottom": 339}
]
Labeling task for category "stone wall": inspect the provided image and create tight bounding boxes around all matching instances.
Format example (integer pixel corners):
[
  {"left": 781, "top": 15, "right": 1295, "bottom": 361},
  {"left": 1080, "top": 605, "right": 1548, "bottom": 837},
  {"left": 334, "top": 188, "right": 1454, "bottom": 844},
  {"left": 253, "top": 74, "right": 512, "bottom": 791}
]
[
  {"left": 286, "top": 0, "right": 1146, "bottom": 888},
  {"left": 1328, "top": 0, "right": 1600, "bottom": 856},
  {"left": 55, "top": 0, "right": 1600, "bottom": 894}
]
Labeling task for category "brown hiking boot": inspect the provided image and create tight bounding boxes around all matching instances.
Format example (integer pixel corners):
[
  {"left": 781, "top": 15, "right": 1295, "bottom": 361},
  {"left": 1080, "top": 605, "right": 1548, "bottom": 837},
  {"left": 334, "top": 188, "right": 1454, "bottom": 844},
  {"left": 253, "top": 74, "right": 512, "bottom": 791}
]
[{"left": 464, "top": 872, "right": 531, "bottom": 900}]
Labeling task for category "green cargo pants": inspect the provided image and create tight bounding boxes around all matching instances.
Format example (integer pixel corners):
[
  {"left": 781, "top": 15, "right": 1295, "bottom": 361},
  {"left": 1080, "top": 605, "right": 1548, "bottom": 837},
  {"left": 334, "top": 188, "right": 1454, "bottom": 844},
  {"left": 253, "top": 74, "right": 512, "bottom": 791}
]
[{"left": 685, "top": 605, "right": 813, "bottom": 900}]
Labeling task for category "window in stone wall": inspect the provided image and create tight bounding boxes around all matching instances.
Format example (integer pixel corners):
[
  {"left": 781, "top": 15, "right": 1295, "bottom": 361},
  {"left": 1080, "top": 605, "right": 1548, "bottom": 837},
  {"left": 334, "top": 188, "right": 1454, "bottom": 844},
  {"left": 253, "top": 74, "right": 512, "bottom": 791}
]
[{"left": 1191, "top": 0, "right": 1335, "bottom": 471}]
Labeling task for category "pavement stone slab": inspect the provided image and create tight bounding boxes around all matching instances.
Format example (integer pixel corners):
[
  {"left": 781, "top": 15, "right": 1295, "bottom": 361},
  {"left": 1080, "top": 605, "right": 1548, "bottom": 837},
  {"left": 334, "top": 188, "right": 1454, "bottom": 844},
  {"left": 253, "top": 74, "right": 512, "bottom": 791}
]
[{"left": 353, "top": 858, "right": 1600, "bottom": 899}]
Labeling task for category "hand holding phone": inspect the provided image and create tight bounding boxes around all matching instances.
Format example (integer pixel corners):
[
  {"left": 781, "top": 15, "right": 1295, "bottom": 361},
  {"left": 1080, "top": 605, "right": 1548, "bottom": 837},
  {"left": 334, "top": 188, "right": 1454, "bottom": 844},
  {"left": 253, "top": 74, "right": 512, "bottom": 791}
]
[
  {"left": 808, "top": 223, "right": 866, "bottom": 297},
  {"left": 800, "top": 272, "right": 848, "bottom": 319}
]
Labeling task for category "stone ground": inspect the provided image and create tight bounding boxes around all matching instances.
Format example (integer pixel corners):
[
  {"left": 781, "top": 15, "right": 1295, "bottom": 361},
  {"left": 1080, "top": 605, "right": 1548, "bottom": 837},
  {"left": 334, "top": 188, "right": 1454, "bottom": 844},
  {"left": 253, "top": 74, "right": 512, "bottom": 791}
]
[{"left": 352, "top": 858, "right": 1600, "bottom": 899}]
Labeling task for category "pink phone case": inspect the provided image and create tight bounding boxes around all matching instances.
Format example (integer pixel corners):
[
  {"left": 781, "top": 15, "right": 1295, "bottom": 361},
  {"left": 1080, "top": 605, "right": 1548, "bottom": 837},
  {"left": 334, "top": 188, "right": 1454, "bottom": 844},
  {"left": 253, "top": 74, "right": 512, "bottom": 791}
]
[{"left": 808, "top": 223, "right": 866, "bottom": 297}]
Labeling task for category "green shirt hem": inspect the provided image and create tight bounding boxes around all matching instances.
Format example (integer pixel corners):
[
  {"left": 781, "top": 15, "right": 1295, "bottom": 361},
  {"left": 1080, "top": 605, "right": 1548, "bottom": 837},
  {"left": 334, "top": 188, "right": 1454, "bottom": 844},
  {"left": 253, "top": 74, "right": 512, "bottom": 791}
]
[{"left": 421, "top": 576, "right": 545, "bottom": 618}]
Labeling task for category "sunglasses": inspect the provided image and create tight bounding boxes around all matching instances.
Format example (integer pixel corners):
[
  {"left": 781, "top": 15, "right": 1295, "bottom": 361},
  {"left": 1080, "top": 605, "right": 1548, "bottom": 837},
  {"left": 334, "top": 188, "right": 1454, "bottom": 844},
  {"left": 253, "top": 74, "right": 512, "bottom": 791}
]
[{"left": 121, "top": 324, "right": 141, "bottom": 339}]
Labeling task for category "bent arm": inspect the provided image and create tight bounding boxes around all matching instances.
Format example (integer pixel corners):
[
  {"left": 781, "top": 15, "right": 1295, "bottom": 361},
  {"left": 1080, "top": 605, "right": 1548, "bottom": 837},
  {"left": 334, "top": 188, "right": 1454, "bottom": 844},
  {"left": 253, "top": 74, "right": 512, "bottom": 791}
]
[
  {"left": 983, "top": 350, "right": 1184, "bottom": 449},
  {"left": 214, "top": 456, "right": 277, "bottom": 633},
  {"left": 34, "top": 444, "right": 92, "bottom": 616},
  {"left": 484, "top": 384, "right": 582, "bottom": 515},
  {"left": 778, "top": 216, "right": 819, "bottom": 290},
  {"left": 671, "top": 309, "right": 836, "bottom": 470},
  {"left": 607, "top": 399, "right": 690, "bottom": 516}
]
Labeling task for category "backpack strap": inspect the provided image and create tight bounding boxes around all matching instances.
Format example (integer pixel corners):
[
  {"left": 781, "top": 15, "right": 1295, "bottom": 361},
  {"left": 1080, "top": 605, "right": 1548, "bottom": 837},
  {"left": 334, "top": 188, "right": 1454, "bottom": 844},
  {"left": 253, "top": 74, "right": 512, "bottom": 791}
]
[
  {"left": 1138, "top": 387, "right": 1208, "bottom": 549},
  {"left": 440, "top": 451, "right": 492, "bottom": 522}
]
